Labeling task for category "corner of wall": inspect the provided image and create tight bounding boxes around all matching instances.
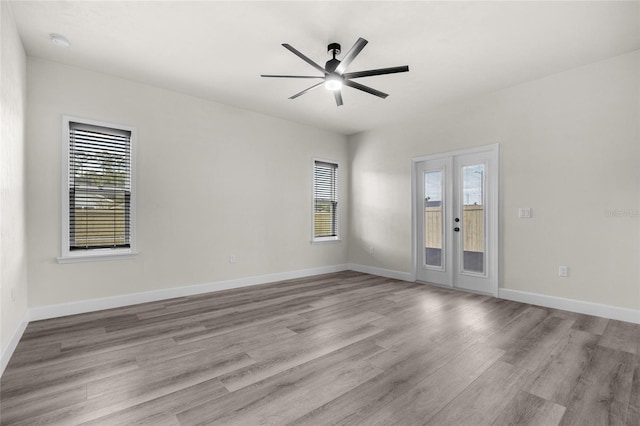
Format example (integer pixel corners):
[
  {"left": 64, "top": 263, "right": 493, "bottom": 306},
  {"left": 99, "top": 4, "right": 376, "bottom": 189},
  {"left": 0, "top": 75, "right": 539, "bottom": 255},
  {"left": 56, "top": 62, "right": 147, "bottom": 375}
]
[
  {"left": 0, "top": 313, "right": 29, "bottom": 376},
  {"left": 1, "top": 0, "right": 30, "bottom": 376}
]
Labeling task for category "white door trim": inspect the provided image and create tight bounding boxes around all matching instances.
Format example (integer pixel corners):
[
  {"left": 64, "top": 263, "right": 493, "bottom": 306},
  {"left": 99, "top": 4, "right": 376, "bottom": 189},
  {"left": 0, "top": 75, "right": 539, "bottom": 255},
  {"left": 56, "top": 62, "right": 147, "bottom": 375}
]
[{"left": 411, "top": 143, "right": 500, "bottom": 296}]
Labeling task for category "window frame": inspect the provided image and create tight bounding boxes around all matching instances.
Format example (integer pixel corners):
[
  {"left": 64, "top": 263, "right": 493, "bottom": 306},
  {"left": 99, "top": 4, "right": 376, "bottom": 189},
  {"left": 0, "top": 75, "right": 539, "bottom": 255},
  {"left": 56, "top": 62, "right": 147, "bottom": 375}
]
[
  {"left": 58, "top": 115, "right": 138, "bottom": 263},
  {"left": 312, "top": 158, "right": 340, "bottom": 243}
]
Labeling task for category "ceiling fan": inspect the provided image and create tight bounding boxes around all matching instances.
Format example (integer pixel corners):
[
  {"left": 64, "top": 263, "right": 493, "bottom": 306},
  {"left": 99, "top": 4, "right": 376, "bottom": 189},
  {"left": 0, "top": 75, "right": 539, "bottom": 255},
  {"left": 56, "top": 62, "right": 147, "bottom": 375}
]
[{"left": 261, "top": 37, "right": 409, "bottom": 106}]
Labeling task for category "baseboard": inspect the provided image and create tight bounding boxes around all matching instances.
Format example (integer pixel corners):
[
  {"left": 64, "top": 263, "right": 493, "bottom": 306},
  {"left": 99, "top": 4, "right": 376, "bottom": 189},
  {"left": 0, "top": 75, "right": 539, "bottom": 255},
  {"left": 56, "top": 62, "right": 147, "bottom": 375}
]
[
  {"left": 347, "top": 263, "right": 414, "bottom": 282},
  {"left": 13, "top": 265, "right": 638, "bottom": 377},
  {"left": 1, "top": 312, "right": 29, "bottom": 376},
  {"left": 28, "top": 263, "right": 413, "bottom": 322},
  {"left": 348, "top": 264, "right": 640, "bottom": 324},
  {"left": 499, "top": 288, "right": 640, "bottom": 325},
  {"left": 29, "top": 264, "right": 349, "bottom": 321}
]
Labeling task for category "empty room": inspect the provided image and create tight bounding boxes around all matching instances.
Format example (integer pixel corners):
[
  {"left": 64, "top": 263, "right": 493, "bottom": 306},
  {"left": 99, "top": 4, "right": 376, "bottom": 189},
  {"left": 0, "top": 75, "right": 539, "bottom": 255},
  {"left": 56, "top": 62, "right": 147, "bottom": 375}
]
[{"left": 1, "top": 1, "right": 639, "bottom": 425}]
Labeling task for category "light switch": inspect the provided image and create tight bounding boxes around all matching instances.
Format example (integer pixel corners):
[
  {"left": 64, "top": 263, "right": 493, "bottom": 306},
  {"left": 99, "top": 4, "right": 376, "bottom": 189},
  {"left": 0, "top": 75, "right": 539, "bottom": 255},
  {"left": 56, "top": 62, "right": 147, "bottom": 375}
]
[{"left": 519, "top": 208, "right": 532, "bottom": 219}]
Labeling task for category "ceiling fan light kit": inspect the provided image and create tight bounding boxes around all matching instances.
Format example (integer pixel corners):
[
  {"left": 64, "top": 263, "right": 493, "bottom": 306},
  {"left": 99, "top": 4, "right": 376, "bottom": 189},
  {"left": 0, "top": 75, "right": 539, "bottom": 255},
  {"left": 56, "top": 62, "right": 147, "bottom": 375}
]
[
  {"left": 324, "top": 75, "right": 343, "bottom": 91},
  {"left": 261, "top": 37, "right": 409, "bottom": 106}
]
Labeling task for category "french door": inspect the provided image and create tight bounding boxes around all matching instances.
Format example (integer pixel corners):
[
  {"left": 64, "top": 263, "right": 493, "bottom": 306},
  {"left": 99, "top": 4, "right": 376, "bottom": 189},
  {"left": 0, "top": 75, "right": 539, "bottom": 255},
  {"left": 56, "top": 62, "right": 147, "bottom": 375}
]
[{"left": 414, "top": 146, "right": 498, "bottom": 295}]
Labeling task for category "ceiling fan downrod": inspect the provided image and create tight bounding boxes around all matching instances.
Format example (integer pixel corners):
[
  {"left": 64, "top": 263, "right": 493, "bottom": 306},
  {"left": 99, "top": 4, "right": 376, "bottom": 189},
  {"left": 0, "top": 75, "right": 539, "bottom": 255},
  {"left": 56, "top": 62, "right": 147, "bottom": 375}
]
[{"left": 326, "top": 43, "right": 341, "bottom": 73}]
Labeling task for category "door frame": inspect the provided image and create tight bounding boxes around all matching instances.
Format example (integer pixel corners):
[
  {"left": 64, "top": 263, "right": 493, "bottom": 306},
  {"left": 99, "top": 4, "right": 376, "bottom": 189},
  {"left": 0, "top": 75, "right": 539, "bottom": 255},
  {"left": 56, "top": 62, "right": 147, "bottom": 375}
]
[{"left": 411, "top": 143, "right": 500, "bottom": 296}]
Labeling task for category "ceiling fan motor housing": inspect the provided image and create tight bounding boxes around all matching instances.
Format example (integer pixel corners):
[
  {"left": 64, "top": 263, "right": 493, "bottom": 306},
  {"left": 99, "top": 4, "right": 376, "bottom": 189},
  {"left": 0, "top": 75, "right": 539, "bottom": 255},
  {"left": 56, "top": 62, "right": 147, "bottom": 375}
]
[{"left": 325, "top": 58, "right": 341, "bottom": 73}]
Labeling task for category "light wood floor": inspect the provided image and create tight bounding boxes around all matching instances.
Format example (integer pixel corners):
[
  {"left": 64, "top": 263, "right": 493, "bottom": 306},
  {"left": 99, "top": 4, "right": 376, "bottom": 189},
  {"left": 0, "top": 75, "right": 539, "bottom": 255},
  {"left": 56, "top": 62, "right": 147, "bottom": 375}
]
[{"left": 1, "top": 271, "right": 638, "bottom": 425}]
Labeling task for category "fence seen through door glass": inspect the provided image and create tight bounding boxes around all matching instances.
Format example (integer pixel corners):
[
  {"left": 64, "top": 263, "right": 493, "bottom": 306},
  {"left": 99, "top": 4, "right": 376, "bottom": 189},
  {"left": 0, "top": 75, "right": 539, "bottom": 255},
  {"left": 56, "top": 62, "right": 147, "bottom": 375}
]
[
  {"left": 424, "top": 170, "right": 443, "bottom": 268},
  {"left": 461, "top": 164, "right": 484, "bottom": 273},
  {"left": 424, "top": 165, "right": 485, "bottom": 273}
]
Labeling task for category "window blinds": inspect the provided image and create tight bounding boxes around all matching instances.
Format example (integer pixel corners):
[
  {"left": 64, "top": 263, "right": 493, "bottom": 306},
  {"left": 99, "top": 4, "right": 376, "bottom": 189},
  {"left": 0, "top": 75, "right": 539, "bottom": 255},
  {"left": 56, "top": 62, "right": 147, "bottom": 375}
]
[
  {"left": 68, "top": 122, "right": 131, "bottom": 250},
  {"left": 314, "top": 161, "right": 338, "bottom": 238}
]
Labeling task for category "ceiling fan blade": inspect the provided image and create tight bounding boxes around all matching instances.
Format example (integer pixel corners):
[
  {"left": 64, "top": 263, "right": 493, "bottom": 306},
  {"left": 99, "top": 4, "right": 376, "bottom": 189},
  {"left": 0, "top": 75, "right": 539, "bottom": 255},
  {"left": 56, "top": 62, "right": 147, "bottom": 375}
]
[
  {"left": 334, "top": 90, "right": 343, "bottom": 106},
  {"left": 344, "top": 79, "right": 389, "bottom": 99},
  {"left": 261, "top": 74, "right": 324, "bottom": 79},
  {"left": 343, "top": 65, "right": 409, "bottom": 79},
  {"left": 335, "top": 37, "right": 368, "bottom": 74},
  {"left": 289, "top": 81, "right": 324, "bottom": 99},
  {"left": 282, "top": 44, "right": 328, "bottom": 75}
]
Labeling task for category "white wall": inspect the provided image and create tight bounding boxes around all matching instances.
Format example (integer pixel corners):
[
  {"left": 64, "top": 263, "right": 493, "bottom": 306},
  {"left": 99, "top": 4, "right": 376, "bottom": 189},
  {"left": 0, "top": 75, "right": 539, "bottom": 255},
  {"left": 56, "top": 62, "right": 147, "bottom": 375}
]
[
  {"left": 13, "top": 36, "right": 640, "bottom": 338},
  {"left": 1, "top": 1, "right": 29, "bottom": 371},
  {"left": 348, "top": 51, "right": 640, "bottom": 311},
  {"left": 26, "top": 57, "right": 348, "bottom": 308}
]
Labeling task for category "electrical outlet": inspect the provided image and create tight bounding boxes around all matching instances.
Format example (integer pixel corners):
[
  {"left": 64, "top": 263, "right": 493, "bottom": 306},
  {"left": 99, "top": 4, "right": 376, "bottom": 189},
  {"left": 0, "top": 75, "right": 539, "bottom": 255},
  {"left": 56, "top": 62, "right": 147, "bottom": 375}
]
[
  {"left": 559, "top": 265, "right": 568, "bottom": 277},
  {"left": 11, "top": 288, "right": 16, "bottom": 301},
  {"left": 368, "top": 246, "right": 375, "bottom": 255},
  {"left": 229, "top": 255, "right": 236, "bottom": 264},
  {"left": 519, "top": 208, "right": 532, "bottom": 218}
]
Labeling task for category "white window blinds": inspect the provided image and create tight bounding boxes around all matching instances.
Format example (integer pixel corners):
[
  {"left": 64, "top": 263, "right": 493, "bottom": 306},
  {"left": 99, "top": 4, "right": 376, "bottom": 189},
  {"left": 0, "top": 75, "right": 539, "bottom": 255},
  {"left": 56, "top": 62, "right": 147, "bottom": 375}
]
[
  {"left": 314, "top": 160, "right": 338, "bottom": 238},
  {"left": 68, "top": 122, "right": 132, "bottom": 250}
]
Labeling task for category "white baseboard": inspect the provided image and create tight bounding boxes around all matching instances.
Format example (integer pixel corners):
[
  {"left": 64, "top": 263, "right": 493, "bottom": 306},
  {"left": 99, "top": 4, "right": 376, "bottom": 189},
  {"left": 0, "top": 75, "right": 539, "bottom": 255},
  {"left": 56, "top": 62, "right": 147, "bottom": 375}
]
[
  {"left": 348, "top": 264, "right": 640, "bottom": 324},
  {"left": 1, "top": 312, "right": 29, "bottom": 376},
  {"left": 6, "top": 265, "right": 638, "bottom": 379},
  {"left": 499, "top": 288, "right": 640, "bottom": 325},
  {"left": 346, "top": 263, "right": 414, "bottom": 282},
  {"left": 29, "top": 264, "right": 349, "bottom": 322}
]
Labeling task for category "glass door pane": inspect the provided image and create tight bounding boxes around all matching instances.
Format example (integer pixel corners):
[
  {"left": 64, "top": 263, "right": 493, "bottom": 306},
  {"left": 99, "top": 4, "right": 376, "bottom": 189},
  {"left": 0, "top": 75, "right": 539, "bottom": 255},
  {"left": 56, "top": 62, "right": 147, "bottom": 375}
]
[
  {"left": 424, "top": 170, "right": 443, "bottom": 268},
  {"left": 461, "top": 164, "right": 485, "bottom": 273}
]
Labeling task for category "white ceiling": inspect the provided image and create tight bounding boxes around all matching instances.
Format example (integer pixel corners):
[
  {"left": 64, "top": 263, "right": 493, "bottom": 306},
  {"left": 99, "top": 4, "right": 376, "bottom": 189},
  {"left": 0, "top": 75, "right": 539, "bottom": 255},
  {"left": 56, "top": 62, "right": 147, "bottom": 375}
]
[{"left": 9, "top": 1, "right": 640, "bottom": 135}]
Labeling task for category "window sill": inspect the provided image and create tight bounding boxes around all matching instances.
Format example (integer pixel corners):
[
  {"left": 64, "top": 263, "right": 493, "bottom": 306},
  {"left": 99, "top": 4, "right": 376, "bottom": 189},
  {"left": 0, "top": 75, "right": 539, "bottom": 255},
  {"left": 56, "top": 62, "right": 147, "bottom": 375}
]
[
  {"left": 57, "top": 250, "right": 139, "bottom": 264},
  {"left": 311, "top": 237, "right": 342, "bottom": 244}
]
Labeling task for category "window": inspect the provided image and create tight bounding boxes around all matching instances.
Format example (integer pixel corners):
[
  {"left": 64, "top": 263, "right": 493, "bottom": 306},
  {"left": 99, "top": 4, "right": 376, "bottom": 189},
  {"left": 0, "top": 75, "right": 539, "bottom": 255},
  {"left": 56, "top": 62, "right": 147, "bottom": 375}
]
[
  {"left": 59, "top": 116, "right": 137, "bottom": 262},
  {"left": 313, "top": 160, "right": 339, "bottom": 241}
]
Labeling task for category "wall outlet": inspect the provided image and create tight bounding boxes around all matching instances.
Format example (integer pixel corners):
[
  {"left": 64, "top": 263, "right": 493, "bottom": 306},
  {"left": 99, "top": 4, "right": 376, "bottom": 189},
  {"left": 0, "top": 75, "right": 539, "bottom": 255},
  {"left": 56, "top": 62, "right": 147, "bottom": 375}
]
[
  {"left": 368, "top": 246, "right": 375, "bottom": 255},
  {"left": 559, "top": 265, "right": 569, "bottom": 277},
  {"left": 11, "top": 288, "right": 16, "bottom": 302},
  {"left": 519, "top": 208, "right": 532, "bottom": 219},
  {"left": 228, "top": 255, "right": 236, "bottom": 264}
]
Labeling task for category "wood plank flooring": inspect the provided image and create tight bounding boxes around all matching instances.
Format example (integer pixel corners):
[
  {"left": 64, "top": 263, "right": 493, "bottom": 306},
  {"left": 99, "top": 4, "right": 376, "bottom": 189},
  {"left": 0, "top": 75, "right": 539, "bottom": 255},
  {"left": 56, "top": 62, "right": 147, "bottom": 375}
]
[{"left": 1, "top": 271, "right": 638, "bottom": 425}]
